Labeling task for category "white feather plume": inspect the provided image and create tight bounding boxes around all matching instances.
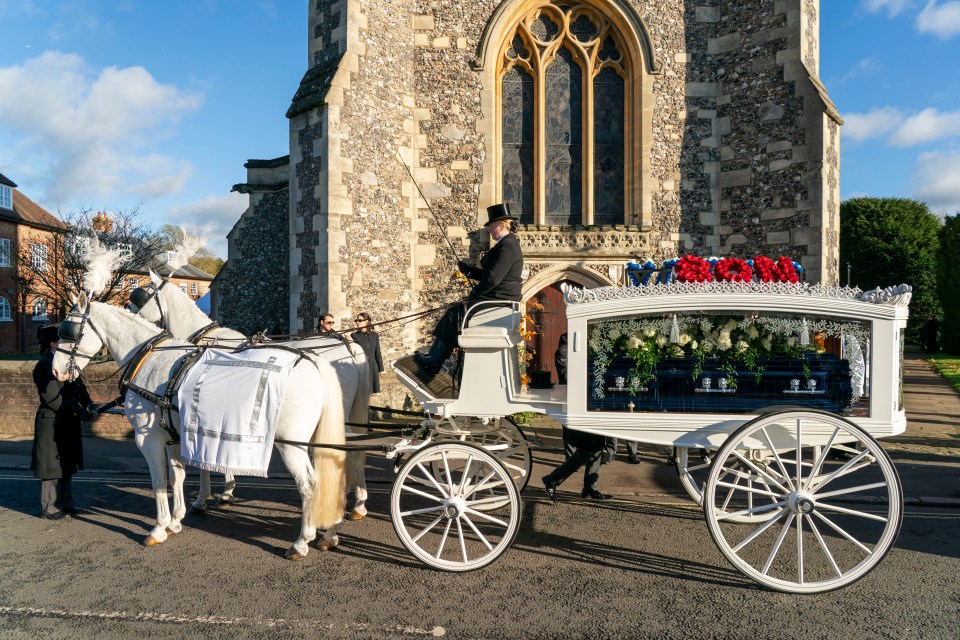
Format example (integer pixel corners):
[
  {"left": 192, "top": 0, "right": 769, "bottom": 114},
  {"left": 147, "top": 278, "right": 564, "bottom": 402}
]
[
  {"left": 164, "top": 227, "right": 207, "bottom": 272},
  {"left": 81, "top": 236, "right": 125, "bottom": 294}
]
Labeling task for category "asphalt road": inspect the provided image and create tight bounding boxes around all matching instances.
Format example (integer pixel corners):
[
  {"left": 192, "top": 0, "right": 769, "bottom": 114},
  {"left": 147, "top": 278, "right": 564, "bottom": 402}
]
[{"left": 0, "top": 457, "right": 957, "bottom": 640}]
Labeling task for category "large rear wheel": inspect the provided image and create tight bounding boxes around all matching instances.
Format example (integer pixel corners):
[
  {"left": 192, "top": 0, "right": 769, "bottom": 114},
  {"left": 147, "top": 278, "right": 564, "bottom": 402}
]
[{"left": 703, "top": 409, "right": 903, "bottom": 593}]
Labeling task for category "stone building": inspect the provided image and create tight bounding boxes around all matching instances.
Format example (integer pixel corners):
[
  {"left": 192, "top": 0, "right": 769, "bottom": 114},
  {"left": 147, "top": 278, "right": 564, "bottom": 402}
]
[{"left": 218, "top": 0, "right": 842, "bottom": 391}]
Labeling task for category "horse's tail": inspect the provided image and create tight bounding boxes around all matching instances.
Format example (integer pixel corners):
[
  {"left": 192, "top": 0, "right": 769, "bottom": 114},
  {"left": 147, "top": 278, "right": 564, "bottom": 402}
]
[{"left": 308, "top": 358, "right": 346, "bottom": 530}]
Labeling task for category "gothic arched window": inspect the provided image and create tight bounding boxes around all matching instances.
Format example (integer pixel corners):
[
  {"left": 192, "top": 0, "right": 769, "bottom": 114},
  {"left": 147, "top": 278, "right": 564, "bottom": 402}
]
[{"left": 499, "top": 2, "right": 630, "bottom": 226}]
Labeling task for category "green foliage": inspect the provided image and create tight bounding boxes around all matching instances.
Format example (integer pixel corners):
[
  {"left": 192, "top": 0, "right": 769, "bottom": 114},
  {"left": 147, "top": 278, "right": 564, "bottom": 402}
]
[
  {"left": 938, "top": 215, "right": 960, "bottom": 354},
  {"left": 840, "top": 198, "right": 942, "bottom": 341}
]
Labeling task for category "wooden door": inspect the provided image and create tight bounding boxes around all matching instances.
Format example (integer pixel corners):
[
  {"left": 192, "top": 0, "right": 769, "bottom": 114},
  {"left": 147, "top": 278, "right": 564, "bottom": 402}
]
[{"left": 525, "top": 280, "right": 573, "bottom": 385}]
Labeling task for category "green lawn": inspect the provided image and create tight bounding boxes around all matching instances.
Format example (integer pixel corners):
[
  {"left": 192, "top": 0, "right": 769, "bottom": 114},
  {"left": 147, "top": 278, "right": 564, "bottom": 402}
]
[{"left": 929, "top": 354, "right": 960, "bottom": 394}]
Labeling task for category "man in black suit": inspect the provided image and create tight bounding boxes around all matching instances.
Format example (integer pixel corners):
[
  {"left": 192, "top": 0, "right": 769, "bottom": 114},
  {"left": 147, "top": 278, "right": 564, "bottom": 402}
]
[{"left": 414, "top": 203, "right": 524, "bottom": 376}]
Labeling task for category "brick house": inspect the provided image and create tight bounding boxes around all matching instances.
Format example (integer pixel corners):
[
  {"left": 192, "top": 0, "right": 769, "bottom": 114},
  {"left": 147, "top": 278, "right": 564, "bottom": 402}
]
[
  {"left": 124, "top": 259, "right": 214, "bottom": 302},
  {"left": 0, "top": 173, "right": 68, "bottom": 354}
]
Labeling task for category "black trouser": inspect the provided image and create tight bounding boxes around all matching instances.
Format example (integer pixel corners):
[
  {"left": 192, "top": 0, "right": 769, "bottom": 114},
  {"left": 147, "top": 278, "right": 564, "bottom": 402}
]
[{"left": 543, "top": 448, "right": 602, "bottom": 491}]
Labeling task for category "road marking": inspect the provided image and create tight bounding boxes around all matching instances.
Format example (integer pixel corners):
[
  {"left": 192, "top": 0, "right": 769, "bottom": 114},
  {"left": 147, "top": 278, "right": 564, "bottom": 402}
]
[{"left": 0, "top": 605, "right": 445, "bottom": 635}]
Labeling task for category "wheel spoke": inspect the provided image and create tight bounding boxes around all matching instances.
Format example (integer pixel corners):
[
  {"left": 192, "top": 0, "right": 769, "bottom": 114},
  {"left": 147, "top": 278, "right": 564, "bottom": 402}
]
[
  {"left": 732, "top": 508, "right": 788, "bottom": 552},
  {"left": 414, "top": 462, "right": 450, "bottom": 498},
  {"left": 434, "top": 519, "right": 452, "bottom": 558},
  {"left": 714, "top": 481, "right": 783, "bottom": 499},
  {"left": 400, "top": 505, "right": 447, "bottom": 518},
  {"left": 804, "top": 514, "right": 842, "bottom": 578},
  {"left": 812, "top": 511, "right": 874, "bottom": 555},
  {"left": 762, "top": 512, "right": 796, "bottom": 575},
  {"left": 805, "top": 449, "right": 871, "bottom": 494},
  {"left": 462, "top": 507, "right": 509, "bottom": 528},
  {"left": 796, "top": 509, "right": 804, "bottom": 585},
  {"left": 467, "top": 495, "right": 513, "bottom": 508},
  {"left": 814, "top": 481, "right": 889, "bottom": 500},
  {"left": 731, "top": 450, "right": 791, "bottom": 493},
  {"left": 456, "top": 517, "right": 468, "bottom": 563},
  {"left": 400, "top": 483, "right": 446, "bottom": 503},
  {"left": 457, "top": 454, "right": 476, "bottom": 497},
  {"left": 460, "top": 514, "right": 495, "bottom": 551},
  {"left": 410, "top": 514, "right": 444, "bottom": 544},
  {"left": 794, "top": 418, "right": 803, "bottom": 487},
  {"left": 760, "top": 427, "right": 797, "bottom": 492},
  {"left": 803, "top": 427, "right": 840, "bottom": 492},
  {"left": 720, "top": 469, "right": 742, "bottom": 512},
  {"left": 815, "top": 502, "right": 889, "bottom": 523},
  {"left": 714, "top": 500, "right": 786, "bottom": 521}
]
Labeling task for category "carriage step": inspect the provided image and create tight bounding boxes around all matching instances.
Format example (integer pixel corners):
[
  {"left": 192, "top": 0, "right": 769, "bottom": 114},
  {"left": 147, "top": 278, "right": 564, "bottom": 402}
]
[{"left": 393, "top": 355, "right": 457, "bottom": 400}]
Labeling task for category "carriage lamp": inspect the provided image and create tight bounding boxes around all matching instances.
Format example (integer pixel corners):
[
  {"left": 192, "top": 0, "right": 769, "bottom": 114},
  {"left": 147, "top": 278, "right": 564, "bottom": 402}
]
[
  {"left": 718, "top": 377, "right": 729, "bottom": 390},
  {"left": 790, "top": 378, "right": 801, "bottom": 391},
  {"left": 701, "top": 377, "right": 712, "bottom": 390},
  {"left": 808, "top": 379, "right": 818, "bottom": 391},
  {"left": 614, "top": 376, "right": 625, "bottom": 390}
]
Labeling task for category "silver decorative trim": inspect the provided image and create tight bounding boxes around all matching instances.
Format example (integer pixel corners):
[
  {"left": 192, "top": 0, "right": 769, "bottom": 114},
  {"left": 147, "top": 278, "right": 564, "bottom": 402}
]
[{"left": 562, "top": 281, "right": 912, "bottom": 307}]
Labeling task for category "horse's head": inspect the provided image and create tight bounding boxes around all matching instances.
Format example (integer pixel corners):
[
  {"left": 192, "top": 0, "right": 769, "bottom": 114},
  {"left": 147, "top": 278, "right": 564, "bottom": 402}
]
[
  {"left": 52, "top": 293, "right": 103, "bottom": 382},
  {"left": 128, "top": 270, "right": 167, "bottom": 325}
]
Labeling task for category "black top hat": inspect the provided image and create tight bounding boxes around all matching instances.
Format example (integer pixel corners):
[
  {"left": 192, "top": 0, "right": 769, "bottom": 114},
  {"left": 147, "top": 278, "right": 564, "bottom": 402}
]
[
  {"left": 37, "top": 323, "right": 60, "bottom": 345},
  {"left": 484, "top": 203, "right": 517, "bottom": 226}
]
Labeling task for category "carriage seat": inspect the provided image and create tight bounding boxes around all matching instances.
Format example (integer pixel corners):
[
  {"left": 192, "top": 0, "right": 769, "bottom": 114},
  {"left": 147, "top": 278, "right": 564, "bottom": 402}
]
[{"left": 458, "top": 302, "right": 521, "bottom": 349}]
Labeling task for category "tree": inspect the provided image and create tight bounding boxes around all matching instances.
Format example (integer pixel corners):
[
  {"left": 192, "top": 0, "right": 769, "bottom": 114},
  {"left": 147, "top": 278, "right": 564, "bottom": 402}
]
[
  {"left": 17, "top": 207, "right": 166, "bottom": 314},
  {"left": 938, "top": 214, "right": 960, "bottom": 355},
  {"left": 839, "top": 198, "right": 942, "bottom": 341},
  {"left": 158, "top": 224, "right": 224, "bottom": 276}
]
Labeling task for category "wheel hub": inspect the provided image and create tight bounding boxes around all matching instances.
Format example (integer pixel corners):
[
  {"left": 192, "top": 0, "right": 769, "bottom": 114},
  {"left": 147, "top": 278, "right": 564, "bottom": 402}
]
[
  {"left": 787, "top": 490, "right": 816, "bottom": 515},
  {"left": 443, "top": 496, "right": 466, "bottom": 519}
]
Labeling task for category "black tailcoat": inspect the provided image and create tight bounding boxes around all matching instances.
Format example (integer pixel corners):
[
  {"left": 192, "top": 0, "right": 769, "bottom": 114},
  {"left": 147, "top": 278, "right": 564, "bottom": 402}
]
[{"left": 31, "top": 350, "right": 91, "bottom": 479}]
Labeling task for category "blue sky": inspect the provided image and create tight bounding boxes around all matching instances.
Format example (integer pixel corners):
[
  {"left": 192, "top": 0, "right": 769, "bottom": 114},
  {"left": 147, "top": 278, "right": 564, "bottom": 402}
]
[{"left": 0, "top": 1, "right": 958, "bottom": 259}]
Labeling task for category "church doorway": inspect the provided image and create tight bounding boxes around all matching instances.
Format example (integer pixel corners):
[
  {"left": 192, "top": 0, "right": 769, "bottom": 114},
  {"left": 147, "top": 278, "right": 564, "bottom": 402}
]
[{"left": 524, "top": 280, "right": 574, "bottom": 386}]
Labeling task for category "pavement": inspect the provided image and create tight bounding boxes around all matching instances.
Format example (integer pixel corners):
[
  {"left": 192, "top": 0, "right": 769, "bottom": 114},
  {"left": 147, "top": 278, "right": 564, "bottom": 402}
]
[{"left": 2, "top": 352, "right": 957, "bottom": 505}]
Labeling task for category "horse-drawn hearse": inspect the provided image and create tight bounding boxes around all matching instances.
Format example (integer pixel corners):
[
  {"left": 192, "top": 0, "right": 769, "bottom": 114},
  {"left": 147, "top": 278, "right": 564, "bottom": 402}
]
[{"left": 53, "top": 256, "right": 910, "bottom": 594}]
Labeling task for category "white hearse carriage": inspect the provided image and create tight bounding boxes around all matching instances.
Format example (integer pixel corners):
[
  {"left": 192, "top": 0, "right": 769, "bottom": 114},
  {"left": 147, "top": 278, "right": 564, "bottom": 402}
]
[{"left": 392, "top": 279, "right": 911, "bottom": 593}]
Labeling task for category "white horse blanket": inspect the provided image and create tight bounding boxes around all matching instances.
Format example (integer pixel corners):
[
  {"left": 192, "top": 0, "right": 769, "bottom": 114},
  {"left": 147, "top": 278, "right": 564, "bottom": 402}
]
[{"left": 178, "top": 348, "right": 300, "bottom": 476}]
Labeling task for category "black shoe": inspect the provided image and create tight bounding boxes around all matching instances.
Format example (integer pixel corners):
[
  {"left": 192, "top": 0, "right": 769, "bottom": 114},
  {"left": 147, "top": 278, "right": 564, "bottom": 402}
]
[
  {"left": 626, "top": 455, "right": 641, "bottom": 465},
  {"left": 542, "top": 477, "right": 559, "bottom": 504},
  {"left": 581, "top": 488, "right": 611, "bottom": 500},
  {"left": 40, "top": 511, "right": 70, "bottom": 521},
  {"left": 62, "top": 507, "right": 82, "bottom": 516},
  {"left": 600, "top": 451, "right": 613, "bottom": 465}
]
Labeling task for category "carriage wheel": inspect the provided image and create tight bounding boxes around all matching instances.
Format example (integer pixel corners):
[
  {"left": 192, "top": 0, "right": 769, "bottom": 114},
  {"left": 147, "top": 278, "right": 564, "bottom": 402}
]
[
  {"left": 391, "top": 442, "right": 521, "bottom": 572},
  {"left": 703, "top": 409, "right": 903, "bottom": 593},
  {"left": 676, "top": 446, "right": 782, "bottom": 524},
  {"left": 431, "top": 418, "right": 533, "bottom": 495}
]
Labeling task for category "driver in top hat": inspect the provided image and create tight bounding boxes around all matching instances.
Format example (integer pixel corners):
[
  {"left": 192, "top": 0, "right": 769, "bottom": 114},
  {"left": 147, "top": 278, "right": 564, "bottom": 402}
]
[{"left": 414, "top": 203, "right": 524, "bottom": 377}]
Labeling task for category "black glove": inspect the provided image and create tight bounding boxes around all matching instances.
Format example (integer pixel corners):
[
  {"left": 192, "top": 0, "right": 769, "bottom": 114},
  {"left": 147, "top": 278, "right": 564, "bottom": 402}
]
[
  {"left": 457, "top": 260, "right": 472, "bottom": 276},
  {"left": 82, "top": 404, "right": 101, "bottom": 422}
]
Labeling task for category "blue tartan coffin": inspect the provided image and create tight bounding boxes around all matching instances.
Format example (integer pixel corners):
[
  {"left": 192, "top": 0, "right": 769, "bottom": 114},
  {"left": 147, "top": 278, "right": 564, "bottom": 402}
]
[{"left": 588, "top": 353, "right": 853, "bottom": 415}]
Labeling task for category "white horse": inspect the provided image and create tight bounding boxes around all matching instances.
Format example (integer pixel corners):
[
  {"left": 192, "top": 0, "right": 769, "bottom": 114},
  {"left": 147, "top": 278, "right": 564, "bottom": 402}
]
[
  {"left": 128, "top": 272, "right": 373, "bottom": 520},
  {"left": 52, "top": 295, "right": 347, "bottom": 559}
]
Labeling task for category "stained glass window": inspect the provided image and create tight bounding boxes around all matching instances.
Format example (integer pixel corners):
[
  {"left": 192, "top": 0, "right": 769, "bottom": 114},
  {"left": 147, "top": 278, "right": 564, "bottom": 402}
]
[
  {"left": 545, "top": 48, "right": 582, "bottom": 225},
  {"left": 594, "top": 67, "right": 624, "bottom": 225},
  {"left": 501, "top": 66, "right": 535, "bottom": 223}
]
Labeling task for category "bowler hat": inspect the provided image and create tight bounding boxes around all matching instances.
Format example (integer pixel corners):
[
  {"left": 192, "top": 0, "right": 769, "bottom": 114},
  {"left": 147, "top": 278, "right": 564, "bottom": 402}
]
[
  {"left": 37, "top": 323, "right": 60, "bottom": 345},
  {"left": 484, "top": 203, "right": 517, "bottom": 226}
]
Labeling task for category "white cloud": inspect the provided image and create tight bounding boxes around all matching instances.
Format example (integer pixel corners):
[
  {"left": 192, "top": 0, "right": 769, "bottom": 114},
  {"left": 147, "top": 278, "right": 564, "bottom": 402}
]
[
  {"left": 860, "top": 0, "right": 916, "bottom": 17},
  {"left": 842, "top": 107, "right": 904, "bottom": 142},
  {"left": 913, "top": 149, "right": 960, "bottom": 214},
  {"left": 0, "top": 51, "right": 202, "bottom": 204},
  {"left": 167, "top": 192, "right": 248, "bottom": 258},
  {"left": 916, "top": 0, "right": 960, "bottom": 38},
  {"left": 889, "top": 108, "right": 960, "bottom": 146}
]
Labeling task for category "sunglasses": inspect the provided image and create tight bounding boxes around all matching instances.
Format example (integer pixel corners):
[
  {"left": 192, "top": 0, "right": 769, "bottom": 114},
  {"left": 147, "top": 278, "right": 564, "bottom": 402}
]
[
  {"left": 322, "top": 321, "right": 334, "bottom": 326},
  {"left": 354, "top": 318, "right": 367, "bottom": 323}
]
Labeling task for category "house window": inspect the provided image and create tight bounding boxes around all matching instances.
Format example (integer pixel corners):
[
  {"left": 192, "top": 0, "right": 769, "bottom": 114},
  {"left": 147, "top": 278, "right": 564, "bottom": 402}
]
[
  {"left": 30, "top": 243, "right": 48, "bottom": 272},
  {"left": 0, "top": 185, "right": 11, "bottom": 210},
  {"left": 128, "top": 277, "right": 139, "bottom": 290},
  {"left": 180, "top": 283, "right": 188, "bottom": 293},
  {"left": 0, "top": 238, "right": 9, "bottom": 267},
  {"left": 190, "top": 283, "right": 198, "bottom": 297},
  {"left": 0, "top": 296, "right": 10, "bottom": 321},
  {"left": 499, "top": 2, "right": 631, "bottom": 226},
  {"left": 33, "top": 299, "right": 47, "bottom": 319}
]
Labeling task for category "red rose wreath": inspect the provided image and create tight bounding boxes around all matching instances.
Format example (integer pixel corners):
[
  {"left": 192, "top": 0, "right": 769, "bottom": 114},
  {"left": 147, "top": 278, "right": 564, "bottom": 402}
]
[
  {"left": 714, "top": 257, "right": 753, "bottom": 282},
  {"left": 675, "top": 255, "right": 714, "bottom": 283}
]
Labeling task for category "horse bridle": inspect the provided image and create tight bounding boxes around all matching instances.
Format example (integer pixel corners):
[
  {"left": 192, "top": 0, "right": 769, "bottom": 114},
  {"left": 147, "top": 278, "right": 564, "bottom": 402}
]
[
  {"left": 57, "top": 306, "right": 106, "bottom": 379},
  {"left": 130, "top": 278, "right": 170, "bottom": 327}
]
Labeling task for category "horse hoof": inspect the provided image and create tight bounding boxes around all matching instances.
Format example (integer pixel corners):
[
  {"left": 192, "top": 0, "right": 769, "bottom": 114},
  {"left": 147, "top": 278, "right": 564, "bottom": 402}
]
[
  {"left": 165, "top": 527, "right": 178, "bottom": 536},
  {"left": 144, "top": 535, "right": 163, "bottom": 547},
  {"left": 318, "top": 539, "right": 338, "bottom": 552},
  {"left": 187, "top": 506, "right": 206, "bottom": 517},
  {"left": 348, "top": 510, "right": 365, "bottom": 521},
  {"left": 285, "top": 548, "right": 307, "bottom": 560}
]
